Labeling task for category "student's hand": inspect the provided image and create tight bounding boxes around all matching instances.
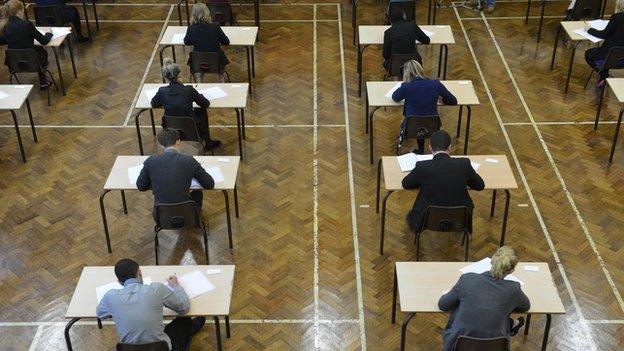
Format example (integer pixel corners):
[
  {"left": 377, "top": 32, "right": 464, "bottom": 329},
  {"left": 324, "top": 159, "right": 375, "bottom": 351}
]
[{"left": 167, "top": 276, "right": 179, "bottom": 287}]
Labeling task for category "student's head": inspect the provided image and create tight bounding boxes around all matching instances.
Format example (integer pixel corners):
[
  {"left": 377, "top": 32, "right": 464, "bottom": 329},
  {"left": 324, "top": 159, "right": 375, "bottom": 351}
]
[
  {"left": 190, "top": 3, "right": 211, "bottom": 25},
  {"left": 402, "top": 60, "right": 427, "bottom": 82},
  {"left": 490, "top": 246, "right": 519, "bottom": 280},
  {"left": 158, "top": 128, "right": 181, "bottom": 149},
  {"left": 161, "top": 58, "right": 181, "bottom": 82},
  {"left": 616, "top": 0, "right": 624, "bottom": 13},
  {"left": 429, "top": 130, "right": 451, "bottom": 153},
  {"left": 114, "top": 258, "right": 141, "bottom": 284},
  {"left": 0, "top": 0, "right": 24, "bottom": 32},
  {"left": 388, "top": 9, "right": 406, "bottom": 24}
]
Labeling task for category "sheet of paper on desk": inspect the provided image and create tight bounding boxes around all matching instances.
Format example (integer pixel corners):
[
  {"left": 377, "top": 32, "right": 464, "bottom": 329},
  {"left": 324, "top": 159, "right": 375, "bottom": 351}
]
[
  {"left": 0, "top": 90, "right": 8, "bottom": 100},
  {"left": 572, "top": 28, "right": 603, "bottom": 43},
  {"left": 171, "top": 33, "right": 185, "bottom": 44},
  {"left": 460, "top": 259, "right": 524, "bottom": 285},
  {"left": 397, "top": 153, "right": 433, "bottom": 172},
  {"left": 200, "top": 87, "right": 228, "bottom": 100},
  {"left": 96, "top": 278, "right": 152, "bottom": 302},
  {"left": 588, "top": 19, "right": 609, "bottom": 31},
  {"left": 178, "top": 270, "right": 215, "bottom": 299},
  {"left": 127, "top": 164, "right": 144, "bottom": 184},
  {"left": 422, "top": 29, "right": 435, "bottom": 37},
  {"left": 144, "top": 88, "right": 159, "bottom": 102},
  {"left": 51, "top": 27, "right": 71, "bottom": 40},
  {"left": 200, "top": 164, "right": 225, "bottom": 182},
  {"left": 385, "top": 82, "right": 402, "bottom": 98}
]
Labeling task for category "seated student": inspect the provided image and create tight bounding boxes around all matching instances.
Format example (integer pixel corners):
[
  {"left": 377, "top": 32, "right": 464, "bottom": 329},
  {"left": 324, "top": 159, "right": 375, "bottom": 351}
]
[
  {"left": 392, "top": 60, "right": 457, "bottom": 154},
  {"left": 0, "top": 0, "right": 53, "bottom": 89},
  {"left": 401, "top": 130, "right": 484, "bottom": 233},
  {"left": 97, "top": 258, "right": 206, "bottom": 351},
  {"left": 382, "top": 8, "right": 430, "bottom": 71},
  {"left": 137, "top": 128, "right": 214, "bottom": 211},
  {"left": 585, "top": 0, "right": 624, "bottom": 90},
  {"left": 34, "top": 0, "right": 89, "bottom": 42},
  {"left": 184, "top": 2, "right": 230, "bottom": 80},
  {"left": 151, "top": 58, "right": 221, "bottom": 151},
  {"left": 438, "top": 246, "right": 531, "bottom": 351}
]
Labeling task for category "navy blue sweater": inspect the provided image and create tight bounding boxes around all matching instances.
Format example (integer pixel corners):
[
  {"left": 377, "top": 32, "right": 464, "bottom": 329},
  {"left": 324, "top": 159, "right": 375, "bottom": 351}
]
[{"left": 391, "top": 78, "right": 457, "bottom": 117}]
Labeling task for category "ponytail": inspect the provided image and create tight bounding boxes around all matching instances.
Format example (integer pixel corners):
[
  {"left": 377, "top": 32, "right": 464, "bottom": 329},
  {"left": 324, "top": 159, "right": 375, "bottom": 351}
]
[
  {"left": 0, "top": 0, "right": 24, "bottom": 34},
  {"left": 490, "top": 246, "right": 518, "bottom": 280}
]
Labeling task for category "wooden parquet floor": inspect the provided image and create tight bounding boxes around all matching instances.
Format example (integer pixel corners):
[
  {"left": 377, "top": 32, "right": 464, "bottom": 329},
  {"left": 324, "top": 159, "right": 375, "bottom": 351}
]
[{"left": 1, "top": 0, "right": 623, "bottom": 350}]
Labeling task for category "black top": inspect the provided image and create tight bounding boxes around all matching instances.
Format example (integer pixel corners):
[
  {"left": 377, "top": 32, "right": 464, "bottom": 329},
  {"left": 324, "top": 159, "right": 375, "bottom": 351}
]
[
  {"left": 184, "top": 22, "right": 230, "bottom": 65},
  {"left": 136, "top": 148, "right": 215, "bottom": 205},
  {"left": 0, "top": 16, "right": 52, "bottom": 49},
  {"left": 588, "top": 12, "right": 624, "bottom": 59},
  {"left": 402, "top": 153, "right": 485, "bottom": 231},
  {"left": 151, "top": 81, "right": 210, "bottom": 118},
  {"left": 383, "top": 21, "right": 430, "bottom": 63}
]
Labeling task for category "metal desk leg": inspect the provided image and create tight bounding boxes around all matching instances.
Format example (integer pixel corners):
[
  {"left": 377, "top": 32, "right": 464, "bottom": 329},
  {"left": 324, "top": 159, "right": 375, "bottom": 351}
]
[
  {"left": 245, "top": 46, "right": 253, "bottom": 95},
  {"left": 99, "top": 189, "right": 113, "bottom": 253},
  {"left": 254, "top": 0, "right": 260, "bottom": 27},
  {"left": 500, "top": 189, "right": 510, "bottom": 247},
  {"left": 525, "top": 0, "right": 531, "bottom": 24},
  {"left": 609, "top": 106, "right": 624, "bottom": 163},
  {"left": 594, "top": 83, "right": 606, "bottom": 130},
  {"left": 438, "top": 45, "right": 443, "bottom": 78},
  {"left": 391, "top": 267, "right": 398, "bottom": 323},
  {"left": 463, "top": 106, "right": 471, "bottom": 154},
  {"left": 225, "top": 316, "right": 231, "bottom": 338},
  {"left": 365, "top": 86, "right": 370, "bottom": 133},
  {"left": 352, "top": 0, "right": 359, "bottom": 45},
  {"left": 490, "top": 189, "right": 497, "bottom": 217},
  {"left": 399, "top": 313, "right": 415, "bottom": 351},
  {"left": 65, "top": 317, "right": 80, "bottom": 351},
  {"left": 433, "top": 0, "right": 438, "bottom": 25},
  {"left": 369, "top": 106, "right": 380, "bottom": 164},
  {"left": 120, "top": 190, "right": 128, "bottom": 215},
  {"left": 149, "top": 109, "right": 156, "bottom": 136},
  {"left": 442, "top": 44, "right": 448, "bottom": 80},
  {"left": 52, "top": 48, "right": 66, "bottom": 95},
  {"left": 134, "top": 109, "right": 149, "bottom": 155},
  {"left": 67, "top": 39, "right": 77, "bottom": 78},
  {"left": 25, "top": 99, "right": 37, "bottom": 142},
  {"left": 376, "top": 158, "right": 382, "bottom": 213},
  {"left": 177, "top": 0, "right": 184, "bottom": 26},
  {"left": 541, "top": 314, "right": 552, "bottom": 351},
  {"left": 185, "top": 0, "right": 190, "bottom": 25},
  {"left": 456, "top": 106, "right": 463, "bottom": 138},
  {"left": 358, "top": 45, "right": 370, "bottom": 97},
  {"left": 213, "top": 316, "right": 223, "bottom": 351},
  {"left": 537, "top": 0, "right": 546, "bottom": 42},
  {"left": 233, "top": 185, "right": 240, "bottom": 218},
  {"left": 10, "top": 110, "right": 26, "bottom": 163},
  {"left": 97, "top": 318, "right": 103, "bottom": 329},
  {"left": 428, "top": 0, "right": 432, "bottom": 24},
  {"left": 92, "top": 0, "right": 99, "bottom": 30},
  {"left": 251, "top": 47, "right": 255, "bottom": 78},
  {"left": 82, "top": 0, "right": 92, "bottom": 43},
  {"left": 235, "top": 109, "right": 244, "bottom": 159},
  {"left": 222, "top": 190, "right": 234, "bottom": 250},
  {"left": 379, "top": 190, "right": 395, "bottom": 255},
  {"left": 241, "top": 108, "right": 246, "bottom": 140},
  {"left": 525, "top": 313, "right": 531, "bottom": 335},
  {"left": 564, "top": 43, "right": 580, "bottom": 94}
]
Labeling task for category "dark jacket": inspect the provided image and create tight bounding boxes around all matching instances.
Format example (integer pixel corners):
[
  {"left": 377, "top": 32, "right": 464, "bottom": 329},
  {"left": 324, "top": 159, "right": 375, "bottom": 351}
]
[
  {"left": 438, "top": 271, "right": 531, "bottom": 351},
  {"left": 402, "top": 153, "right": 484, "bottom": 232},
  {"left": 383, "top": 21, "right": 430, "bottom": 65},
  {"left": 136, "top": 149, "right": 214, "bottom": 205},
  {"left": 587, "top": 12, "right": 624, "bottom": 59},
  {"left": 34, "top": 0, "right": 78, "bottom": 21},
  {"left": 392, "top": 78, "right": 457, "bottom": 117},
  {"left": 0, "top": 16, "right": 52, "bottom": 49},
  {"left": 184, "top": 22, "right": 230, "bottom": 66},
  {"left": 150, "top": 81, "right": 210, "bottom": 118}
]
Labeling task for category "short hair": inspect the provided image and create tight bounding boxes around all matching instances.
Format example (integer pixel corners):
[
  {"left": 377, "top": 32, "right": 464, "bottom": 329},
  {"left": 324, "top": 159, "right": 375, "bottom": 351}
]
[
  {"left": 430, "top": 130, "right": 451, "bottom": 152},
  {"left": 161, "top": 58, "right": 181, "bottom": 82},
  {"left": 490, "top": 246, "right": 519, "bottom": 280},
  {"left": 190, "top": 3, "right": 211, "bottom": 25},
  {"left": 114, "top": 259, "right": 139, "bottom": 284},
  {"left": 388, "top": 9, "right": 405, "bottom": 24},
  {"left": 158, "top": 128, "right": 180, "bottom": 147}
]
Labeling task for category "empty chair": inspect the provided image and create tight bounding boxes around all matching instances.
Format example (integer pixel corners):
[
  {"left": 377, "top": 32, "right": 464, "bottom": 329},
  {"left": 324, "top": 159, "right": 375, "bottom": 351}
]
[
  {"left": 153, "top": 201, "right": 209, "bottom": 265},
  {"left": 384, "top": 53, "right": 421, "bottom": 80},
  {"left": 5, "top": 48, "right": 58, "bottom": 106},
  {"left": 452, "top": 335, "right": 509, "bottom": 351},
  {"left": 207, "top": 0, "right": 238, "bottom": 25},
  {"left": 116, "top": 341, "right": 170, "bottom": 351},
  {"left": 397, "top": 115, "right": 441, "bottom": 154},
  {"left": 33, "top": 5, "right": 67, "bottom": 27},
  {"left": 189, "top": 51, "right": 229, "bottom": 83},
  {"left": 415, "top": 205, "right": 470, "bottom": 261}
]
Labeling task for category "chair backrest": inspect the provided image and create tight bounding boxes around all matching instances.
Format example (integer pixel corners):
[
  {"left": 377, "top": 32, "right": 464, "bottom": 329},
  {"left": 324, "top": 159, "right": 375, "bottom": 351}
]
[
  {"left": 33, "top": 5, "right": 66, "bottom": 26},
  {"left": 570, "top": 0, "right": 602, "bottom": 20},
  {"left": 403, "top": 115, "right": 441, "bottom": 140},
  {"left": 388, "top": 53, "right": 420, "bottom": 77},
  {"left": 207, "top": 2, "right": 235, "bottom": 25},
  {"left": 154, "top": 200, "right": 202, "bottom": 230},
  {"left": 387, "top": 0, "right": 416, "bottom": 22},
  {"left": 452, "top": 335, "right": 509, "bottom": 351},
  {"left": 601, "top": 46, "right": 624, "bottom": 70},
  {"left": 162, "top": 115, "right": 202, "bottom": 142},
  {"left": 189, "top": 51, "right": 223, "bottom": 75},
  {"left": 5, "top": 49, "right": 45, "bottom": 74},
  {"left": 421, "top": 206, "right": 469, "bottom": 233},
  {"left": 116, "top": 341, "right": 170, "bottom": 351}
]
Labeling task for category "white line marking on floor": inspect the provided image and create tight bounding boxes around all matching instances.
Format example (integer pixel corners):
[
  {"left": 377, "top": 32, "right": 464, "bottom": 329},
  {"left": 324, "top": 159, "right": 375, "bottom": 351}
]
[
  {"left": 337, "top": 4, "right": 368, "bottom": 350},
  {"left": 585, "top": 319, "right": 624, "bottom": 324},
  {"left": 504, "top": 120, "right": 618, "bottom": 125},
  {"left": 0, "top": 124, "right": 346, "bottom": 129},
  {"left": 312, "top": 5, "right": 321, "bottom": 350},
  {"left": 454, "top": 7, "right": 597, "bottom": 349},
  {"left": 460, "top": 15, "right": 562, "bottom": 20}
]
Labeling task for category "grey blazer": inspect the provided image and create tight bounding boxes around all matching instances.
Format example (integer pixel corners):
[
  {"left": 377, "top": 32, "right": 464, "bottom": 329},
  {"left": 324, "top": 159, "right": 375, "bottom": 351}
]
[{"left": 438, "top": 271, "right": 531, "bottom": 351}]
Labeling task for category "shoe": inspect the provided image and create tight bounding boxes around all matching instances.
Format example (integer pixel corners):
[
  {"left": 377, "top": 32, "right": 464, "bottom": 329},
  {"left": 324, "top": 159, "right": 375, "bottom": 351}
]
[
  {"left": 39, "top": 81, "right": 52, "bottom": 90},
  {"left": 203, "top": 139, "right": 222, "bottom": 151},
  {"left": 77, "top": 36, "right": 89, "bottom": 43},
  {"left": 509, "top": 317, "right": 525, "bottom": 336},
  {"left": 487, "top": 4, "right": 494, "bottom": 13},
  {"left": 190, "top": 317, "right": 206, "bottom": 336}
]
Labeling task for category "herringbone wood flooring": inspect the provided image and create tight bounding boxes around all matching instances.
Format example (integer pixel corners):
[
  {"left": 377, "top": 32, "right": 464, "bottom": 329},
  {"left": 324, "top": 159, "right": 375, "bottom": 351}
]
[{"left": 1, "top": 0, "right": 623, "bottom": 350}]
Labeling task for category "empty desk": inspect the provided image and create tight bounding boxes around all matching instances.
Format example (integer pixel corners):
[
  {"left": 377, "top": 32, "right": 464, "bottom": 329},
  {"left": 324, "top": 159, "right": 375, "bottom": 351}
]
[{"left": 0, "top": 84, "right": 37, "bottom": 163}]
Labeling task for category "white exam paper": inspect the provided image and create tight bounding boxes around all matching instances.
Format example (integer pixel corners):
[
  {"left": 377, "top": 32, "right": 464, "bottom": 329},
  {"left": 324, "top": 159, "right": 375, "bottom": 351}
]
[
  {"left": 144, "top": 88, "right": 159, "bottom": 102},
  {"left": 178, "top": 270, "right": 215, "bottom": 299},
  {"left": 191, "top": 165, "right": 225, "bottom": 187},
  {"left": 460, "top": 258, "right": 525, "bottom": 286},
  {"left": 200, "top": 87, "right": 228, "bottom": 100},
  {"left": 588, "top": 19, "right": 609, "bottom": 31},
  {"left": 96, "top": 278, "right": 152, "bottom": 302},
  {"left": 396, "top": 153, "right": 433, "bottom": 172},
  {"left": 422, "top": 29, "right": 435, "bottom": 37},
  {"left": 0, "top": 90, "right": 8, "bottom": 100},
  {"left": 171, "top": 33, "right": 185, "bottom": 44},
  {"left": 385, "top": 82, "right": 402, "bottom": 98},
  {"left": 471, "top": 162, "right": 481, "bottom": 171},
  {"left": 572, "top": 28, "right": 602, "bottom": 43},
  {"left": 51, "top": 27, "right": 71, "bottom": 40},
  {"left": 127, "top": 164, "right": 144, "bottom": 184}
]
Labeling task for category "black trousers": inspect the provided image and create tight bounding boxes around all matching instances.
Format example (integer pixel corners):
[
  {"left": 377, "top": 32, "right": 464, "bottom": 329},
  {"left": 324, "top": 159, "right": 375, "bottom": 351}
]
[
  {"left": 585, "top": 47, "right": 609, "bottom": 80},
  {"left": 190, "top": 190, "right": 203, "bottom": 211},
  {"left": 34, "top": 47, "right": 49, "bottom": 85},
  {"left": 64, "top": 7, "right": 85, "bottom": 38},
  {"left": 193, "top": 108, "right": 213, "bottom": 142},
  {"left": 164, "top": 317, "right": 193, "bottom": 351}
]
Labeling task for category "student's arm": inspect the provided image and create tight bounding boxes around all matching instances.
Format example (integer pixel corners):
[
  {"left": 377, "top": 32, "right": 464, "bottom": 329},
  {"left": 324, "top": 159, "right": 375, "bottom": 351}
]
[
  {"left": 217, "top": 25, "right": 230, "bottom": 45},
  {"left": 466, "top": 159, "right": 485, "bottom": 191},
  {"left": 96, "top": 295, "right": 112, "bottom": 319},
  {"left": 402, "top": 164, "right": 423, "bottom": 189},
  {"left": 414, "top": 25, "right": 431, "bottom": 44},
  {"left": 0, "top": 35, "right": 7, "bottom": 45},
  {"left": 157, "top": 283, "right": 190, "bottom": 314},
  {"left": 438, "top": 276, "right": 463, "bottom": 311},
  {"left": 438, "top": 81, "right": 458, "bottom": 105},
  {"left": 30, "top": 22, "right": 52, "bottom": 45},
  {"left": 183, "top": 26, "right": 193, "bottom": 45},
  {"left": 515, "top": 287, "right": 531, "bottom": 313},
  {"left": 136, "top": 161, "right": 151, "bottom": 191},
  {"left": 150, "top": 89, "right": 163, "bottom": 108},
  {"left": 192, "top": 158, "right": 215, "bottom": 190},
  {"left": 383, "top": 29, "right": 392, "bottom": 60},
  {"left": 192, "top": 87, "right": 211, "bottom": 109},
  {"left": 588, "top": 13, "right": 622, "bottom": 38},
  {"left": 391, "top": 83, "right": 406, "bottom": 102}
]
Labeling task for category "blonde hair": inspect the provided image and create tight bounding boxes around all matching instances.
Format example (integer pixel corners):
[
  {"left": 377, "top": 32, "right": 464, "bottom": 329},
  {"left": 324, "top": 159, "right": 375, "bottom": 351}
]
[
  {"left": 402, "top": 60, "right": 427, "bottom": 82},
  {"left": 190, "top": 3, "right": 211, "bottom": 25},
  {"left": 490, "top": 246, "right": 518, "bottom": 280},
  {"left": 161, "top": 58, "right": 181, "bottom": 82},
  {"left": 0, "top": 0, "right": 24, "bottom": 34},
  {"left": 616, "top": 0, "right": 624, "bottom": 14}
]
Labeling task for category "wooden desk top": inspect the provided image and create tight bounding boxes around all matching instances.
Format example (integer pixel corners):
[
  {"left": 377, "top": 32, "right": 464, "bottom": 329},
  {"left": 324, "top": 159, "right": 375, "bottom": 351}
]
[
  {"left": 160, "top": 26, "right": 258, "bottom": 46},
  {"left": 0, "top": 85, "right": 33, "bottom": 110},
  {"left": 381, "top": 155, "right": 518, "bottom": 190},
  {"left": 396, "top": 262, "right": 566, "bottom": 314},
  {"left": 103, "top": 155, "right": 240, "bottom": 191},
  {"left": 34, "top": 27, "right": 71, "bottom": 47},
  {"left": 358, "top": 25, "right": 455, "bottom": 45},
  {"left": 66, "top": 265, "right": 235, "bottom": 318},
  {"left": 135, "top": 83, "right": 249, "bottom": 109},
  {"left": 607, "top": 78, "right": 624, "bottom": 103},
  {"left": 366, "top": 80, "right": 479, "bottom": 107},
  {"left": 560, "top": 21, "right": 594, "bottom": 41}
]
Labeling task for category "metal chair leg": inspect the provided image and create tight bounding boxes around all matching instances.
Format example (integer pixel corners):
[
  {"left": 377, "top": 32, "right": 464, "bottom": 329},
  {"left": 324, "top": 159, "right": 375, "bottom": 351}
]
[
  {"left": 583, "top": 69, "right": 595, "bottom": 89},
  {"left": 154, "top": 230, "right": 160, "bottom": 265}
]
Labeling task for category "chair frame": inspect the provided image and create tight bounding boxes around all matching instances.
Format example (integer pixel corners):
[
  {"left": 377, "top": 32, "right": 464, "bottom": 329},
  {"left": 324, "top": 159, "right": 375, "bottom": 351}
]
[
  {"left": 6, "top": 48, "right": 59, "bottom": 106},
  {"left": 396, "top": 115, "right": 441, "bottom": 154},
  {"left": 452, "top": 335, "right": 510, "bottom": 351},
  {"left": 189, "top": 51, "right": 230, "bottom": 83},
  {"left": 415, "top": 205, "right": 471, "bottom": 262}
]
